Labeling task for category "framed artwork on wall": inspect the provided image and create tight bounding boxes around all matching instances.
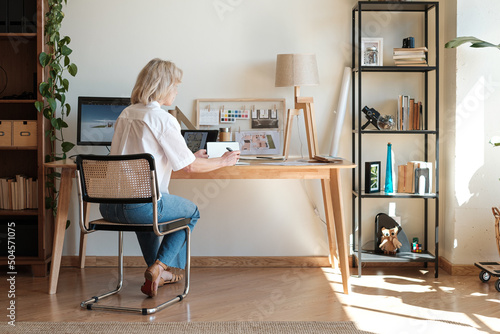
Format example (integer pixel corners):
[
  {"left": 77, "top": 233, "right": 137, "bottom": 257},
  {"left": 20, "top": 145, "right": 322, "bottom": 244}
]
[
  {"left": 361, "top": 37, "right": 383, "bottom": 66},
  {"left": 365, "top": 161, "right": 381, "bottom": 193}
]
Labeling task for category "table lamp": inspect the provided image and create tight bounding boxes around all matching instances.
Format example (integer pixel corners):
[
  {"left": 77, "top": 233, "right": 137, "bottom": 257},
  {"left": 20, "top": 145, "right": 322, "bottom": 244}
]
[{"left": 275, "top": 53, "right": 319, "bottom": 159}]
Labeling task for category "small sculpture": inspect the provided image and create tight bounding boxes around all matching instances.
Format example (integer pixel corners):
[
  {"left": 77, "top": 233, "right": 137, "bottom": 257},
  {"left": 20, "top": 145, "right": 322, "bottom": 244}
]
[{"left": 379, "top": 226, "right": 402, "bottom": 255}]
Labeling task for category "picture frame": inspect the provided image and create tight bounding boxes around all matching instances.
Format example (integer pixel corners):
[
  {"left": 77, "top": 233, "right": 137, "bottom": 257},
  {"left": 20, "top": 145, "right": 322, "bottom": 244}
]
[
  {"left": 365, "top": 161, "right": 381, "bottom": 193},
  {"left": 361, "top": 37, "right": 383, "bottom": 66}
]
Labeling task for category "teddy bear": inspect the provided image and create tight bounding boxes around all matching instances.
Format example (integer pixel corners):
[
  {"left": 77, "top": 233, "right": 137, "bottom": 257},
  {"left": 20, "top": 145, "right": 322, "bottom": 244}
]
[{"left": 379, "top": 226, "right": 403, "bottom": 255}]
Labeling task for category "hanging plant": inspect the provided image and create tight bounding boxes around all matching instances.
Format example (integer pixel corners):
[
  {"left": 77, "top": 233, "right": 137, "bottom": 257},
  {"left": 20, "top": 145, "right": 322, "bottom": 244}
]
[{"left": 35, "top": 0, "right": 77, "bottom": 220}]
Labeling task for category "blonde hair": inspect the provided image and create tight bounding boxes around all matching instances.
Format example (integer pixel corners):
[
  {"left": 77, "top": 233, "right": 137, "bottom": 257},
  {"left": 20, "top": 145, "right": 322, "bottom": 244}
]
[{"left": 131, "top": 58, "right": 183, "bottom": 105}]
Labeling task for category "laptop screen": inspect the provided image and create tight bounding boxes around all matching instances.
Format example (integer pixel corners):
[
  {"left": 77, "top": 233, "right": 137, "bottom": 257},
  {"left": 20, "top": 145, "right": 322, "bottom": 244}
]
[{"left": 181, "top": 129, "right": 219, "bottom": 153}]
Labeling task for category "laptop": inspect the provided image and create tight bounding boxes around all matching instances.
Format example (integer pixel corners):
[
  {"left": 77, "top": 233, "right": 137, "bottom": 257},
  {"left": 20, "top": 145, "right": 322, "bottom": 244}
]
[{"left": 181, "top": 129, "right": 218, "bottom": 153}]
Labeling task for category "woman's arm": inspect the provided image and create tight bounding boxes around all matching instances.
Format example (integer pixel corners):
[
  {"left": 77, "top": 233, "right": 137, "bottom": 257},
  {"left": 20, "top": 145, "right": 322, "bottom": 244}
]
[{"left": 182, "top": 150, "right": 240, "bottom": 173}]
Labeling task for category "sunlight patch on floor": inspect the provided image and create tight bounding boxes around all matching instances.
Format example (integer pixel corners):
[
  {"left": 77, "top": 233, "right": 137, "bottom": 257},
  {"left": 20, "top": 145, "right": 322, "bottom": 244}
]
[
  {"left": 319, "top": 269, "right": 484, "bottom": 332},
  {"left": 473, "top": 313, "right": 500, "bottom": 333}
]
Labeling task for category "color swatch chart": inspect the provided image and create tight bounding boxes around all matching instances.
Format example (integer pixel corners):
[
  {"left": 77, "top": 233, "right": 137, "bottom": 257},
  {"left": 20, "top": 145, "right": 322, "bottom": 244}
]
[{"left": 220, "top": 109, "right": 250, "bottom": 123}]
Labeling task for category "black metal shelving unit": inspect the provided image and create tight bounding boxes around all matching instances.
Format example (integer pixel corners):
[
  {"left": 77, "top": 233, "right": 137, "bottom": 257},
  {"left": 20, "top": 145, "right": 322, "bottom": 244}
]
[{"left": 351, "top": 1, "right": 439, "bottom": 277}]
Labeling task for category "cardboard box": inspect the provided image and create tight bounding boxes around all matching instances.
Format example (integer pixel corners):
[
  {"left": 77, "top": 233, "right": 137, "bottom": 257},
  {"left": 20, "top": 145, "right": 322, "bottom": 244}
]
[
  {"left": 0, "top": 120, "right": 12, "bottom": 147},
  {"left": 13, "top": 120, "right": 37, "bottom": 147}
]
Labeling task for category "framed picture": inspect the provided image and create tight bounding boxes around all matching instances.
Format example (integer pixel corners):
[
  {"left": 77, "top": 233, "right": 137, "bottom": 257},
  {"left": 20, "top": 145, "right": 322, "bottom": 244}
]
[
  {"left": 365, "top": 161, "right": 381, "bottom": 193},
  {"left": 361, "top": 37, "right": 383, "bottom": 66}
]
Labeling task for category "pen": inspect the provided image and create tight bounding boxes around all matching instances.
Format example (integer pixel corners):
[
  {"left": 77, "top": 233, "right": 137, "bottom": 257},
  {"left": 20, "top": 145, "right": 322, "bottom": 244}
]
[{"left": 226, "top": 147, "right": 233, "bottom": 152}]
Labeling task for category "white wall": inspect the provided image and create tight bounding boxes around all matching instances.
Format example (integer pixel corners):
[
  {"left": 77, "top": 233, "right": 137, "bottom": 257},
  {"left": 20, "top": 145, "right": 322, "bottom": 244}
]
[
  {"left": 60, "top": 0, "right": 357, "bottom": 258},
  {"left": 443, "top": 0, "right": 500, "bottom": 264}
]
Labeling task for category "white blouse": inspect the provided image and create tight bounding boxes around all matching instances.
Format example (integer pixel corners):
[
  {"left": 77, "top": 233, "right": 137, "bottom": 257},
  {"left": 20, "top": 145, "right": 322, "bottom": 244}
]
[{"left": 110, "top": 101, "right": 195, "bottom": 193}]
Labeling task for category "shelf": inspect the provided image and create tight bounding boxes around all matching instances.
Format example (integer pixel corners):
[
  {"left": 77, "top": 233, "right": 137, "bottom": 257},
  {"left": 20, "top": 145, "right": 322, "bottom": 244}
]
[
  {"left": 353, "top": 1, "right": 438, "bottom": 12},
  {"left": 0, "top": 99, "right": 37, "bottom": 104},
  {"left": 0, "top": 33, "right": 37, "bottom": 38},
  {"left": 353, "top": 250, "right": 436, "bottom": 263},
  {"left": 353, "top": 130, "right": 437, "bottom": 135},
  {"left": 353, "top": 190, "right": 437, "bottom": 199},
  {"left": 0, "top": 146, "right": 38, "bottom": 151},
  {"left": 0, "top": 209, "right": 38, "bottom": 216},
  {"left": 354, "top": 66, "right": 436, "bottom": 73}
]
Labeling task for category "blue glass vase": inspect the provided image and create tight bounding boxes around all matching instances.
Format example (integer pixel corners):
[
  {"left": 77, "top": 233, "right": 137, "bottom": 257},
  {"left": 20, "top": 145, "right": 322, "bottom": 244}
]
[{"left": 385, "top": 142, "right": 393, "bottom": 193}]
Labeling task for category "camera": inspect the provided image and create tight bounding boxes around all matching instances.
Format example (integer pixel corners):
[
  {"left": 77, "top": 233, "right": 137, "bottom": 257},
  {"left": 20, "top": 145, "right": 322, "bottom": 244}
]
[{"left": 361, "top": 106, "right": 381, "bottom": 130}]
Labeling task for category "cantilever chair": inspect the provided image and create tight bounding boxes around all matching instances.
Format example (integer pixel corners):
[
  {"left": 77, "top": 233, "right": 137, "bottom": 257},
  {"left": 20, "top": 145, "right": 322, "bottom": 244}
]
[{"left": 75, "top": 153, "right": 191, "bottom": 315}]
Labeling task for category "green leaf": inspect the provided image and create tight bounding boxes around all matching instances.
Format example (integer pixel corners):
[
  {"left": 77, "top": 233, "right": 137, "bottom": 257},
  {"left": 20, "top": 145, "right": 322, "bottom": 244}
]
[
  {"left": 445, "top": 36, "right": 500, "bottom": 50},
  {"left": 64, "top": 56, "right": 70, "bottom": 67},
  {"left": 35, "top": 100, "right": 44, "bottom": 112},
  {"left": 68, "top": 63, "right": 78, "bottom": 76},
  {"left": 47, "top": 97, "right": 57, "bottom": 112},
  {"left": 39, "top": 52, "right": 50, "bottom": 67},
  {"left": 62, "top": 78, "right": 69, "bottom": 91},
  {"left": 66, "top": 220, "right": 71, "bottom": 229},
  {"left": 51, "top": 117, "right": 60, "bottom": 129},
  {"left": 65, "top": 103, "right": 71, "bottom": 116},
  {"left": 61, "top": 45, "right": 72, "bottom": 56},
  {"left": 39, "top": 82, "right": 49, "bottom": 96},
  {"left": 61, "top": 141, "right": 75, "bottom": 153}
]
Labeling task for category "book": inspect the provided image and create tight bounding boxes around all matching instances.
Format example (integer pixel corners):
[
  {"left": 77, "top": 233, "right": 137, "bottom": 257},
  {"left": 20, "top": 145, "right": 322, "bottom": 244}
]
[
  {"left": 393, "top": 54, "right": 426, "bottom": 59},
  {"left": 393, "top": 47, "right": 428, "bottom": 52}
]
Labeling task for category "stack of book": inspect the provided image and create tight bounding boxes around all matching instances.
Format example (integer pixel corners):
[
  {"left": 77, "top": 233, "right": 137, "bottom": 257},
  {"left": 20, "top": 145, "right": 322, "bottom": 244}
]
[
  {"left": 0, "top": 175, "right": 38, "bottom": 210},
  {"left": 397, "top": 95, "right": 423, "bottom": 130},
  {"left": 397, "top": 161, "right": 433, "bottom": 195},
  {"left": 393, "top": 47, "right": 428, "bottom": 66}
]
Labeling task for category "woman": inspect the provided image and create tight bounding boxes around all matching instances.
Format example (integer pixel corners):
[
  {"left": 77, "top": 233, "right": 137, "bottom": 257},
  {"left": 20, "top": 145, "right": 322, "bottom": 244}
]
[{"left": 100, "top": 58, "right": 240, "bottom": 297}]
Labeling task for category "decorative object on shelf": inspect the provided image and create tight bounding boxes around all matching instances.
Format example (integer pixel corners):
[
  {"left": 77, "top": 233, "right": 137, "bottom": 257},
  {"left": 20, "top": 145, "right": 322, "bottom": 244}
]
[
  {"left": 361, "top": 37, "right": 383, "bottom": 66},
  {"left": 384, "top": 142, "right": 394, "bottom": 193},
  {"left": 402, "top": 36, "right": 415, "bottom": 48},
  {"left": 374, "top": 213, "right": 410, "bottom": 254},
  {"left": 275, "top": 53, "right": 320, "bottom": 159},
  {"left": 377, "top": 114, "right": 395, "bottom": 130},
  {"left": 34, "top": 0, "right": 78, "bottom": 224},
  {"left": 361, "top": 105, "right": 381, "bottom": 130},
  {"left": 379, "top": 226, "right": 402, "bottom": 255},
  {"left": 364, "top": 161, "right": 381, "bottom": 193}
]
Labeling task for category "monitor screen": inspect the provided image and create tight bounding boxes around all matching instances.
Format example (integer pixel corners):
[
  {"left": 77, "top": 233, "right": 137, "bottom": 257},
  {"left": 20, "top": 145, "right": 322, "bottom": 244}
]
[{"left": 77, "top": 96, "right": 131, "bottom": 146}]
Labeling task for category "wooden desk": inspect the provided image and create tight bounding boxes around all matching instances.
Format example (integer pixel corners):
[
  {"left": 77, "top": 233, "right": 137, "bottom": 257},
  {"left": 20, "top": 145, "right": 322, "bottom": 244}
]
[{"left": 45, "top": 159, "right": 355, "bottom": 295}]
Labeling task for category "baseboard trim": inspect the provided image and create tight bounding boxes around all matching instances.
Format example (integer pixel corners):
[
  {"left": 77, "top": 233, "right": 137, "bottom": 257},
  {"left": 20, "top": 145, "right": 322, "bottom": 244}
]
[
  {"left": 61, "top": 255, "right": 479, "bottom": 275},
  {"left": 439, "top": 256, "right": 478, "bottom": 276},
  {"left": 61, "top": 256, "right": 333, "bottom": 268}
]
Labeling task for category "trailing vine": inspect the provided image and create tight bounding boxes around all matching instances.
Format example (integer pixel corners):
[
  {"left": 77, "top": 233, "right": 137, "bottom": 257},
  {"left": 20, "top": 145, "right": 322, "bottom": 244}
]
[{"left": 34, "top": 0, "right": 77, "bottom": 220}]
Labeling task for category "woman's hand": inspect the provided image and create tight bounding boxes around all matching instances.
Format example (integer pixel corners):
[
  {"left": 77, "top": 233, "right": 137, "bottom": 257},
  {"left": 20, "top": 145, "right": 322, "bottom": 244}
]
[
  {"left": 221, "top": 150, "right": 241, "bottom": 166},
  {"left": 194, "top": 149, "right": 208, "bottom": 159}
]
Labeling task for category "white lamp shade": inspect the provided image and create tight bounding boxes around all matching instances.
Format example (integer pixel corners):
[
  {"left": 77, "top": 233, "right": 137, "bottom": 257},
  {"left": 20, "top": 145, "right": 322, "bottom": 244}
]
[{"left": 275, "top": 53, "right": 319, "bottom": 87}]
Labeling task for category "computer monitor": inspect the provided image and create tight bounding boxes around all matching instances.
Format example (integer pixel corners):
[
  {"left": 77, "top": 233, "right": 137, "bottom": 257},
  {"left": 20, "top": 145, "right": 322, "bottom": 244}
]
[{"left": 77, "top": 96, "right": 130, "bottom": 146}]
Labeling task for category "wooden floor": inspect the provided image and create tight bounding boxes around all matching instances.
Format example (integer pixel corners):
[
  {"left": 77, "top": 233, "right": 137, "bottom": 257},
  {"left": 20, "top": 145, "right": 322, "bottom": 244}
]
[{"left": 3, "top": 265, "right": 500, "bottom": 333}]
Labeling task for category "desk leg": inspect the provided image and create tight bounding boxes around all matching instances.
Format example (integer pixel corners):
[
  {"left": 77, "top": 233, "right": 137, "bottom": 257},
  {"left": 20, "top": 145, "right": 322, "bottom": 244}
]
[
  {"left": 48, "top": 168, "right": 73, "bottom": 294},
  {"left": 321, "top": 179, "right": 339, "bottom": 269},
  {"left": 330, "top": 169, "right": 350, "bottom": 294},
  {"left": 78, "top": 202, "right": 90, "bottom": 269}
]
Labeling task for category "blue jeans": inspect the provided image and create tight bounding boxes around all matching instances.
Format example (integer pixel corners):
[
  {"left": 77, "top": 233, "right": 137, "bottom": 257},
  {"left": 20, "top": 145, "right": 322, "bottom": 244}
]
[{"left": 99, "top": 193, "right": 199, "bottom": 269}]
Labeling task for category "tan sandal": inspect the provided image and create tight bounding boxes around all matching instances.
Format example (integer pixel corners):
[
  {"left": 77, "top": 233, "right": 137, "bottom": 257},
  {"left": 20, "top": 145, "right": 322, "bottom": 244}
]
[{"left": 140, "top": 260, "right": 184, "bottom": 297}]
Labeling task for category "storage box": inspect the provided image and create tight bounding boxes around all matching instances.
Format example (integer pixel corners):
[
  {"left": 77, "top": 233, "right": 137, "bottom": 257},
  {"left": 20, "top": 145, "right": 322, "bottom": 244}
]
[
  {"left": 13, "top": 120, "right": 37, "bottom": 147},
  {"left": 0, "top": 120, "right": 12, "bottom": 147}
]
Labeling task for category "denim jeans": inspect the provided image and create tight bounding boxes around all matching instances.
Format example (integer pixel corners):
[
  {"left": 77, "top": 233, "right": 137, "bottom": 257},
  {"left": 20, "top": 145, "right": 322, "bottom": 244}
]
[{"left": 99, "top": 193, "right": 199, "bottom": 269}]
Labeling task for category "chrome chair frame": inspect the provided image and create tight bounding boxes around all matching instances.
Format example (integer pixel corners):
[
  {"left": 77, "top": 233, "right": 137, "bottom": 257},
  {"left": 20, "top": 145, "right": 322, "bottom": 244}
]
[{"left": 75, "top": 154, "right": 191, "bottom": 315}]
